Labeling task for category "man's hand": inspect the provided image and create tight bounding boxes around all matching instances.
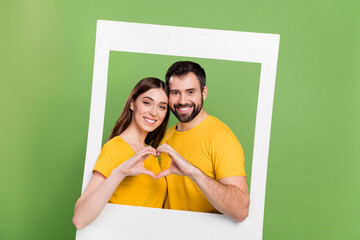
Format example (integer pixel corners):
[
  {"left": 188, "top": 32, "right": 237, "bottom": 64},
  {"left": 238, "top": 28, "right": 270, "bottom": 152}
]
[
  {"left": 156, "top": 143, "right": 198, "bottom": 179},
  {"left": 116, "top": 146, "right": 158, "bottom": 178},
  {"left": 156, "top": 143, "right": 249, "bottom": 222}
]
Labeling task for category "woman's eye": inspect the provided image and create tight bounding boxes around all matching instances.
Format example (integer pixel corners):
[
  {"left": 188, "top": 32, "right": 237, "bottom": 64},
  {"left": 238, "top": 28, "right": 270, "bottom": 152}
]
[
  {"left": 159, "top": 105, "right": 167, "bottom": 110},
  {"left": 143, "top": 101, "right": 150, "bottom": 105}
]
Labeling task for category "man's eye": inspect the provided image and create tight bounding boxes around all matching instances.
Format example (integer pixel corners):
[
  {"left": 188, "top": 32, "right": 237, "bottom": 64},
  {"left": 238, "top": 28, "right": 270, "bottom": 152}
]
[
  {"left": 188, "top": 91, "right": 194, "bottom": 95},
  {"left": 171, "top": 91, "right": 178, "bottom": 95}
]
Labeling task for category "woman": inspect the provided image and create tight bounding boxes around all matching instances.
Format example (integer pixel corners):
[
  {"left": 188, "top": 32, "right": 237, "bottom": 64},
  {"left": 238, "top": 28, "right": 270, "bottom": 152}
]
[{"left": 72, "top": 77, "right": 170, "bottom": 230}]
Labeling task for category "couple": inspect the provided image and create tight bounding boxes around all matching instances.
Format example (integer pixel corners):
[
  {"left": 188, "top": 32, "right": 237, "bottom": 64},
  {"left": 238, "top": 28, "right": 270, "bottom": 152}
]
[{"left": 73, "top": 61, "right": 250, "bottom": 230}]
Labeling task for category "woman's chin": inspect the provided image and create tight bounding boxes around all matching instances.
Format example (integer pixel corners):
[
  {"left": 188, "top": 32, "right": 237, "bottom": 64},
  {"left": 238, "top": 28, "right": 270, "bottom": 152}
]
[{"left": 142, "top": 124, "right": 160, "bottom": 133}]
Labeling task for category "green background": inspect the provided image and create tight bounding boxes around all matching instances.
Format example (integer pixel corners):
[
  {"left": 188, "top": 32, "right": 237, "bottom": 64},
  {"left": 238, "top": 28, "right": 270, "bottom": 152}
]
[
  {"left": 104, "top": 52, "right": 260, "bottom": 183},
  {"left": 1, "top": 0, "right": 359, "bottom": 239}
]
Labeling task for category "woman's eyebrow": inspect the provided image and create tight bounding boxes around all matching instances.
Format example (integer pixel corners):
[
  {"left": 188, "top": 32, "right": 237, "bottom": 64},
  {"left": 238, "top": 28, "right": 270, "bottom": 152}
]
[
  {"left": 143, "top": 96, "right": 167, "bottom": 105},
  {"left": 142, "top": 96, "right": 154, "bottom": 101}
]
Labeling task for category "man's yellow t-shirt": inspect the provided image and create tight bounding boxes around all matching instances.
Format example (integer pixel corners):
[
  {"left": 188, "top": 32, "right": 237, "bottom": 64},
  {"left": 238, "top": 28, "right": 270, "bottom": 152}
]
[
  {"left": 93, "top": 136, "right": 167, "bottom": 208},
  {"left": 160, "top": 116, "right": 246, "bottom": 213}
]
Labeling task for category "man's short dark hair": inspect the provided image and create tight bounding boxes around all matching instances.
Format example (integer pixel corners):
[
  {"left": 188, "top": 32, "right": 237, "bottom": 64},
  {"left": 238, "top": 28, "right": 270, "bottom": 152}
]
[{"left": 165, "top": 61, "right": 206, "bottom": 91}]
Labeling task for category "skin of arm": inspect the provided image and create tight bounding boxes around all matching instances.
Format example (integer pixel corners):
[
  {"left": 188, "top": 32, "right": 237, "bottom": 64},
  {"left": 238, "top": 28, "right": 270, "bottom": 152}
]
[
  {"left": 72, "top": 147, "right": 157, "bottom": 230},
  {"left": 191, "top": 171, "right": 249, "bottom": 222},
  {"left": 156, "top": 144, "right": 249, "bottom": 222}
]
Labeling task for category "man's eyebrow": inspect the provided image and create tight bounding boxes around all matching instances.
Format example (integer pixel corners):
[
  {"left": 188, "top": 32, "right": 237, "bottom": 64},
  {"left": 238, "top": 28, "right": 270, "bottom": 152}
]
[{"left": 170, "top": 88, "right": 197, "bottom": 91}]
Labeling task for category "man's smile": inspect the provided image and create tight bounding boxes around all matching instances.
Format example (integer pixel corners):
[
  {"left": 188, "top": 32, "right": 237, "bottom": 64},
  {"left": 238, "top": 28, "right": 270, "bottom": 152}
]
[{"left": 176, "top": 105, "right": 193, "bottom": 114}]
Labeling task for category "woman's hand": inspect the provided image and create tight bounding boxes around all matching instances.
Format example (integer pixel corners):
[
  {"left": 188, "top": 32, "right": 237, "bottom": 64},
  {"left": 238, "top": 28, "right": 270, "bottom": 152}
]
[
  {"left": 116, "top": 146, "right": 158, "bottom": 178},
  {"left": 73, "top": 146, "right": 158, "bottom": 230}
]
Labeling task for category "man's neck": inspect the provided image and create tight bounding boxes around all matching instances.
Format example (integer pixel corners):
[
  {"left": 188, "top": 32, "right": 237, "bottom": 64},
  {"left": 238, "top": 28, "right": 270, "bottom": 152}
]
[{"left": 177, "top": 109, "right": 209, "bottom": 132}]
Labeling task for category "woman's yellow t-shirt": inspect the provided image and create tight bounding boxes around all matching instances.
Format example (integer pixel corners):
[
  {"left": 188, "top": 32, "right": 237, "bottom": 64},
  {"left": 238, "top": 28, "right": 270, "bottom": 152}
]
[{"left": 93, "top": 136, "right": 167, "bottom": 208}]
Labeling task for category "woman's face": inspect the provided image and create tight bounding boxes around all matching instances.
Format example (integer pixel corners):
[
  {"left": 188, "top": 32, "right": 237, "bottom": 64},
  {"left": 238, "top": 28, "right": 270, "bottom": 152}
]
[{"left": 130, "top": 88, "right": 168, "bottom": 133}]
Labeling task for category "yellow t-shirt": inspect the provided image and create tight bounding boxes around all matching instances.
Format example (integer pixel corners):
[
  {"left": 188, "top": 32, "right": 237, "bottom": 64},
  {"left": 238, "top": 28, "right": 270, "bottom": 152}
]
[
  {"left": 93, "top": 136, "right": 167, "bottom": 208},
  {"left": 160, "top": 116, "right": 246, "bottom": 213}
]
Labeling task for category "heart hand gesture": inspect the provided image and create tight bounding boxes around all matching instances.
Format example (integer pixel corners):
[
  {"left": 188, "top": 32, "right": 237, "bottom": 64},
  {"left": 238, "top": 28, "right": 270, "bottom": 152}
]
[
  {"left": 156, "top": 143, "right": 197, "bottom": 179},
  {"left": 116, "top": 146, "right": 158, "bottom": 179}
]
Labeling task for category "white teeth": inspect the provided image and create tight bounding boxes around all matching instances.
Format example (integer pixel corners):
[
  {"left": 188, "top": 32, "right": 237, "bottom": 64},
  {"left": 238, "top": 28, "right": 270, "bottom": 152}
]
[
  {"left": 179, "top": 107, "right": 191, "bottom": 111},
  {"left": 144, "top": 117, "right": 156, "bottom": 123}
]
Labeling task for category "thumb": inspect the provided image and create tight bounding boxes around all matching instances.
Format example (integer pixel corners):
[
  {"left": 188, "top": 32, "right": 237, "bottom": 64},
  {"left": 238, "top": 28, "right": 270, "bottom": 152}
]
[
  {"left": 156, "top": 169, "right": 173, "bottom": 179},
  {"left": 142, "top": 169, "right": 157, "bottom": 179}
]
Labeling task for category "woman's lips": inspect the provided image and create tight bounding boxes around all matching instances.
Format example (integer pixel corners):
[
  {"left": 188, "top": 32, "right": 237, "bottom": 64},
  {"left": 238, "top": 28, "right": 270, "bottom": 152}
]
[{"left": 144, "top": 117, "right": 157, "bottom": 125}]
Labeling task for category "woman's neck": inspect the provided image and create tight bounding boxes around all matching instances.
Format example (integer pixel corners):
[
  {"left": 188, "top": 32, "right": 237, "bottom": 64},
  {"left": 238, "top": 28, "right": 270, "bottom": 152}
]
[{"left": 119, "top": 122, "right": 148, "bottom": 151}]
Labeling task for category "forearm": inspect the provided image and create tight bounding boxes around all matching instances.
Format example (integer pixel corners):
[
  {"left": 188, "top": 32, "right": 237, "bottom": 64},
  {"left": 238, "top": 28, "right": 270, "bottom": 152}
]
[
  {"left": 73, "top": 169, "right": 126, "bottom": 230},
  {"left": 189, "top": 168, "right": 249, "bottom": 222}
]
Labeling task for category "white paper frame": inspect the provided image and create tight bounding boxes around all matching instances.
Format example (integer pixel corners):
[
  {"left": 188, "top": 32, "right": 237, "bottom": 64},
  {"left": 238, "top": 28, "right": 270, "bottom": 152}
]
[{"left": 77, "top": 20, "right": 280, "bottom": 240}]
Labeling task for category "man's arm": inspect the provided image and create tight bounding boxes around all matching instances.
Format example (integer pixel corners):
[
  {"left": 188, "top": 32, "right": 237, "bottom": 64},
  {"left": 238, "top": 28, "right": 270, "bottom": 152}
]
[
  {"left": 192, "top": 172, "right": 249, "bottom": 222},
  {"left": 157, "top": 144, "right": 249, "bottom": 222}
]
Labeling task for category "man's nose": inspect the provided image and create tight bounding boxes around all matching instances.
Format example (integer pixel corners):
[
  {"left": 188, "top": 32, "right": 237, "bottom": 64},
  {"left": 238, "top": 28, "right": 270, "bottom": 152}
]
[{"left": 179, "top": 94, "right": 187, "bottom": 105}]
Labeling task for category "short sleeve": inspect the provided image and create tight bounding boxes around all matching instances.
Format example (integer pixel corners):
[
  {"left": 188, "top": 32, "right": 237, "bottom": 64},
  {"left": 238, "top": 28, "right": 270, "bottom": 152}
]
[
  {"left": 211, "top": 131, "right": 246, "bottom": 180},
  {"left": 93, "top": 140, "right": 128, "bottom": 178}
]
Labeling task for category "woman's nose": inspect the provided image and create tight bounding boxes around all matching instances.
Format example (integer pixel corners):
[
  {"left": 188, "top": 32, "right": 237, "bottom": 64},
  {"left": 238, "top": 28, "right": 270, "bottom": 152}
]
[{"left": 149, "top": 106, "right": 157, "bottom": 116}]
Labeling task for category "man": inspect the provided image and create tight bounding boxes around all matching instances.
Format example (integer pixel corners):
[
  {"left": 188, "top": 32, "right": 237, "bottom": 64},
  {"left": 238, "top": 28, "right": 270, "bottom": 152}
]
[{"left": 157, "top": 61, "right": 249, "bottom": 222}]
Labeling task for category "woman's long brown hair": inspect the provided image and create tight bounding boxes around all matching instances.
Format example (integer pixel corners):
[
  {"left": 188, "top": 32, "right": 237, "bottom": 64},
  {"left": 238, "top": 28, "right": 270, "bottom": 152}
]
[{"left": 108, "top": 77, "right": 170, "bottom": 148}]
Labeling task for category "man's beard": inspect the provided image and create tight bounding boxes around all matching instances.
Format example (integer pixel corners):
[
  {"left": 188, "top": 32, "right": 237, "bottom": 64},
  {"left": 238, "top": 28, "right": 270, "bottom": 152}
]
[{"left": 171, "top": 99, "right": 203, "bottom": 123}]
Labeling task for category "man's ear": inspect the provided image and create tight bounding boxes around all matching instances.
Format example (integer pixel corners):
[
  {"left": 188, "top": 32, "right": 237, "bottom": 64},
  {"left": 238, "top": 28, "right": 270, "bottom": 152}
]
[
  {"left": 202, "top": 86, "right": 208, "bottom": 101},
  {"left": 130, "top": 99, "right": 135, "bottom": 111}
]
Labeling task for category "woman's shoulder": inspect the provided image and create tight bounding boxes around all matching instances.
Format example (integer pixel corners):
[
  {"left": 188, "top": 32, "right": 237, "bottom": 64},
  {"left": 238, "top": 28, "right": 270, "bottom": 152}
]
[
  {"left": 101, "top": 136, "right": 133, "bottom": 156},
  {"left": 94, "top": 136, "right": 133, "bottom": 177}
]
